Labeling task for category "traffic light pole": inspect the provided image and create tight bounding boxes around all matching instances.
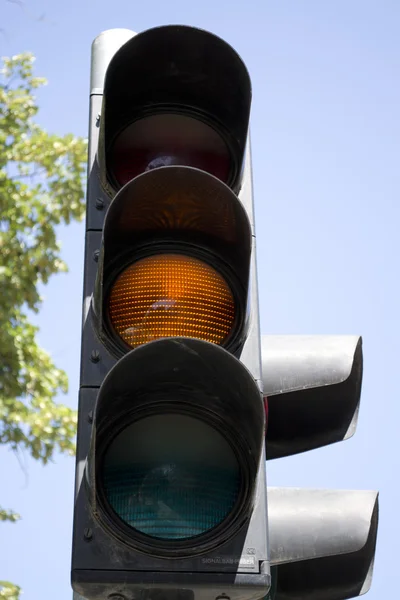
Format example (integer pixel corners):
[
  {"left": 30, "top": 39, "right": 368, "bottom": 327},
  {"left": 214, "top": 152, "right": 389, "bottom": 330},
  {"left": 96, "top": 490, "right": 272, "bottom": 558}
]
[
  {"left": 73, "top": 33, "right": 135, "bottom": 600},
  {"left": 74, "top": 27, "right": 136, "bottom": 518}
]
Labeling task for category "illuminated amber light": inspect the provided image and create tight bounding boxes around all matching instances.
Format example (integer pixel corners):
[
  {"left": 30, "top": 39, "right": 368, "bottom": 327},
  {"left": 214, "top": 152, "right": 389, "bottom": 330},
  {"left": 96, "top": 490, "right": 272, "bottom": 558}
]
[{"left": 108, "top": 254, "right": 235, "bottom": 348}]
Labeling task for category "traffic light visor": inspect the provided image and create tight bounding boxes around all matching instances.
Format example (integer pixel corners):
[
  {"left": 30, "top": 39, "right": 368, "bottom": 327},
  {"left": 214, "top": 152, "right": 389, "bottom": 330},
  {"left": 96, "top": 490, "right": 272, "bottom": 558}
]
[
  {"left": 89, "top": 338, "right": 265, "bottom": 556},
  {"left": 262, "top": 336, "right": 363, "bottom": 459},
  {"left": 98, "top": 25, "right": 251, "bottom": 194},
  {"left": 93, "top": 166, "right": 252, "bottom": 357}
]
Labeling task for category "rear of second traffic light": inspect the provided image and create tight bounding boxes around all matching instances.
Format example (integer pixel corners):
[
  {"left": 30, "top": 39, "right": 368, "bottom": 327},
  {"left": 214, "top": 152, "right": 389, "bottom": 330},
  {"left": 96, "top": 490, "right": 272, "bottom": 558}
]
[
  {"left": 262, "top": 335, "right": 379, "bottom": 600},
  {"left": 72, "top": 25, "right": 270, "bottom": 600}
]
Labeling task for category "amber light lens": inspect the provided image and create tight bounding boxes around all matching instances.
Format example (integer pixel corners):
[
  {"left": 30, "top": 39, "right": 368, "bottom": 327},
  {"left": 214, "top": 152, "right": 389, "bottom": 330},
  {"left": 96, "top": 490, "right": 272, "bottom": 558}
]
[{"left": 107, "top": 254, "right": 235, "bottom": 349}]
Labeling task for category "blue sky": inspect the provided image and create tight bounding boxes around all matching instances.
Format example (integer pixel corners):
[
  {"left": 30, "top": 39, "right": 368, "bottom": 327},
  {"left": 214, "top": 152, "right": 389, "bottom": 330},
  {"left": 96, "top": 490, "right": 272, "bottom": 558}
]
[{"left": 1, "top": 1, "right": 399, "bottom": 599}]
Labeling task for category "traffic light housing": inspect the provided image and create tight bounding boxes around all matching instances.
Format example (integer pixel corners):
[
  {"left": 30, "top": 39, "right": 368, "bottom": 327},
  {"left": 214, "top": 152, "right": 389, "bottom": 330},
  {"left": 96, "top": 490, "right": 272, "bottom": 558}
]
[
  {"left": 71, "top": 24, "right": 378, "bottom": 600},
  {"left": 72, "top": 25, "right": 269, "bottom": 600}
]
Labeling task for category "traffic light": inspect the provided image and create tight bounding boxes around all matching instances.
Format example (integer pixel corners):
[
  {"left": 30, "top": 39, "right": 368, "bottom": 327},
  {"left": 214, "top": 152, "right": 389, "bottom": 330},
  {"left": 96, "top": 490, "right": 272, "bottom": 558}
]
[
  {"left": 71, "top": 24, "right": 379, "bottom": 600},
  {"left": 72, "top": 25, "right": 270, "bottom": 600},
  {"left": 262, "top": 336, "right": 379, "bottom": 600}
]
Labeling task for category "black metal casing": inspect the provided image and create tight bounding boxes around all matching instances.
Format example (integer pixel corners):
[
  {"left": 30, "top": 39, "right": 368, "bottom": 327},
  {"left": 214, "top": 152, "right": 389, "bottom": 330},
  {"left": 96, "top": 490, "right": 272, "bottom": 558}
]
[{"left": 72, "top": 24, "right": 270, "bottom": 600}]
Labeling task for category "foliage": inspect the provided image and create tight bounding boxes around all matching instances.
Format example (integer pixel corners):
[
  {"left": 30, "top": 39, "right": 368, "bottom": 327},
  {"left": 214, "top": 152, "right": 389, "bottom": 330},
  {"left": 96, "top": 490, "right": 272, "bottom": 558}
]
[
  {"left": 0, "top": 508, "right": 20, "bottom": 522},
  {"left": 0, "top": 53, "right": 87, "bottom": 597},
  {"left": 0, "top": 581, "right": 20, "bottom": 600}
]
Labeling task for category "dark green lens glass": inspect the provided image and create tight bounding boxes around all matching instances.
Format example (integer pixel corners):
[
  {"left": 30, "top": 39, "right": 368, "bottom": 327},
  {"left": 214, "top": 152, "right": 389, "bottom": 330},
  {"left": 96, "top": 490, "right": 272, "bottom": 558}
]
[{"left": 102, "top": 414, "right": 240, "bottom": 540}]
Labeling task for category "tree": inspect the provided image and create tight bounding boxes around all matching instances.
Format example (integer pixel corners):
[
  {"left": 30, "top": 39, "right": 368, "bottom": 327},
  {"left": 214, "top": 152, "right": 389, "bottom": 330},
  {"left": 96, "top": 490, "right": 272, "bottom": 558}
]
[{"left": 0, "top": 53, "right": 87, "bottom": 598}]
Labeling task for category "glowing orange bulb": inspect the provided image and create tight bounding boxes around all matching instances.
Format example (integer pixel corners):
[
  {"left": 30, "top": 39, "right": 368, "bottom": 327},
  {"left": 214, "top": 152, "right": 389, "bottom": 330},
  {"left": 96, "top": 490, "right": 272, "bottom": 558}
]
[{"left": 108, "top": 254, "right": 235, "bottom": 349}]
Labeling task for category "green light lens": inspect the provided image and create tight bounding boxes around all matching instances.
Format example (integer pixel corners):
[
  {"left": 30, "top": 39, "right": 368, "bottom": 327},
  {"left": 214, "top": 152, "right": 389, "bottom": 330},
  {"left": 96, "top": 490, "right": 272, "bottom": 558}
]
[{"left": 102, "top": 414, "right": 240, "bottom": 540}]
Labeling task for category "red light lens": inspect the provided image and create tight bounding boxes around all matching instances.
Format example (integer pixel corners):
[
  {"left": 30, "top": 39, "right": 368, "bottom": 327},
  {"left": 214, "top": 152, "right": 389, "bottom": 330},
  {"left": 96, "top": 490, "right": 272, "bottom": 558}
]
[{"left": 109, "top": 114, "right": 231, "bottom": 187}]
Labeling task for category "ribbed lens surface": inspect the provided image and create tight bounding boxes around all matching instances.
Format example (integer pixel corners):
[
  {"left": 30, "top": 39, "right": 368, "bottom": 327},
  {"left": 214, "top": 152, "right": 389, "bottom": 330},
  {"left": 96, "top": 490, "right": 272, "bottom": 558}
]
[
  {"left": 108, "top": 254, "right": 235, "bottom": 349},
  {"left": 102, "top": 415, "right": 241, "bottom": 540},
  {"left": 110, "top": 114, "right": 231, "bottom": 187}
]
